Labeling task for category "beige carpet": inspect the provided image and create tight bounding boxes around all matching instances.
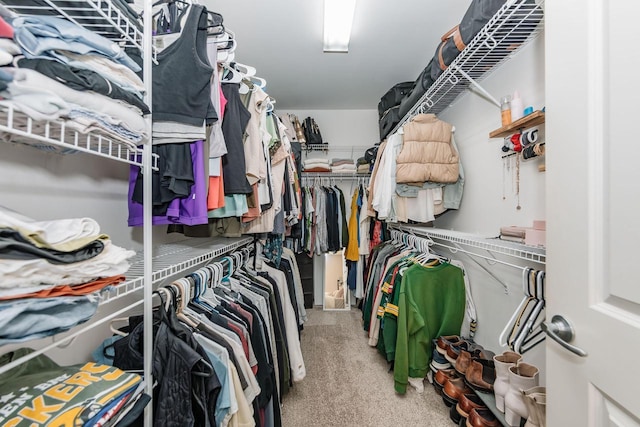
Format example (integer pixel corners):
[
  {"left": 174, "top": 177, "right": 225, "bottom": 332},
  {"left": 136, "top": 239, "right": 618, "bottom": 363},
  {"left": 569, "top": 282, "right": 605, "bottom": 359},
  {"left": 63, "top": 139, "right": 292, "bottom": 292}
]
[{"left": 280, "top": 308, "right": 452, "bottom": 427}]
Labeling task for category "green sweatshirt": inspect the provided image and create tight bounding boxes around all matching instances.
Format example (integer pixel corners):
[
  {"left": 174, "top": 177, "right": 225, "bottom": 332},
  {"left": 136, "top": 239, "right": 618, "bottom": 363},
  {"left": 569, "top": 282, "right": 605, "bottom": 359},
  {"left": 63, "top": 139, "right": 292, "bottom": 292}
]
[
  {"left": 0, "top": 349, "right": 142, "bottom": 426},
  {"left": 394, "top": 262, "right": 466, "bottom": 394}
]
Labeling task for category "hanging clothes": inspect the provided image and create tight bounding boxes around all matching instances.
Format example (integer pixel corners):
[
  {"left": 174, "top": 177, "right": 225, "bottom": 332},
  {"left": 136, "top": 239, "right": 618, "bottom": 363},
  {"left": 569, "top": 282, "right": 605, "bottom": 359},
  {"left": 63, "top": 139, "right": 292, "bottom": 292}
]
[
  {"left": 129, "top": 140, "right": 209, "bottom": 226},
  {"left": 220, "top": 83, "right": 252, "bottom": 196},
  {"left": 361, "top": 235, "right": 476, "bottom": 395},
  {"left": 95, "top": 246, "right": 307, "bottom": 427}
]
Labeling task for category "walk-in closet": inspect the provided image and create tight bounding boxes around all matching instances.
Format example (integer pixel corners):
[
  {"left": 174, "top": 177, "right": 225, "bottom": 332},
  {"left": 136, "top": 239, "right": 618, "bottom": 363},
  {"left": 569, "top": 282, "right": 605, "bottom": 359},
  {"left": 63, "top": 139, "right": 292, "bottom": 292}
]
[{"left": 0, "top": 1, "right": 637, "bottom": 426}]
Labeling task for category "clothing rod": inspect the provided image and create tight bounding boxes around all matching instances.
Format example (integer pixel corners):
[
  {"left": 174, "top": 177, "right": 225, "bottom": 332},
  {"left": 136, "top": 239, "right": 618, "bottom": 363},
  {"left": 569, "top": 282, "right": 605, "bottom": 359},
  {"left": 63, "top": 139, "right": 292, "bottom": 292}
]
[
  {"left": 431, "top": 240, "right": 530, "bottom": 272},
  {"left": 390, "top": 230, "right": 510, "bottom": 293}
]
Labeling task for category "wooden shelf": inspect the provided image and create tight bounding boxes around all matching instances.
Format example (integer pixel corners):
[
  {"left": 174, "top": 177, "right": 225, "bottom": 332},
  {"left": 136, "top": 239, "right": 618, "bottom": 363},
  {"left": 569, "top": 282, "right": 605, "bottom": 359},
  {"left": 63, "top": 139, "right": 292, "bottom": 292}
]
[{"left": 489, "top": 111, "right": 545, "bottom": 138}]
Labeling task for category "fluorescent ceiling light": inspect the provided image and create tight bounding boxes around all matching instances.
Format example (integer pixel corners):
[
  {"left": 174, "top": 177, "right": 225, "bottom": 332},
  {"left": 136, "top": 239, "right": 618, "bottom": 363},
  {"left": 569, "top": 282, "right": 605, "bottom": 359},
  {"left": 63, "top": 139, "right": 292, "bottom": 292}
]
[{"left": 323, "top": 0, "right": 356, "bottom": 53}]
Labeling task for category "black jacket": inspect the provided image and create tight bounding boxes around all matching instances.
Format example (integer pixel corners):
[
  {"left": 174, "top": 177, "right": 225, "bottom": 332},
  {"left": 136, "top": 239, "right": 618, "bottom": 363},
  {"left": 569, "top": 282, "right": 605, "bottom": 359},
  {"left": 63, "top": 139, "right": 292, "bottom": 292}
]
[{"left": 113, "top": 305, "right": 220, "bottom": 426}]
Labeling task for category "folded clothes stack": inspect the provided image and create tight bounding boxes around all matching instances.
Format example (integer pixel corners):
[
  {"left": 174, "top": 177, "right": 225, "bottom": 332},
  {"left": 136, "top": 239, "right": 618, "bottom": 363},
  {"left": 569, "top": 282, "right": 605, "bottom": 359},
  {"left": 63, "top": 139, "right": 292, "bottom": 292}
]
[
  {"left": 357, "top": 163, "right": 370, "bottom": 173},
  {"left": 303, "top": 157, "right": 330, "bottom": 172},
  {"left": 331, "top": 158, "right": 356, "bottom": 173},
  {"left": 0, "top": 13, "right": 148, "bottom": 149},
  {"left": 0, "top": 206, "right": 135, "bottom": 345},
  {"left": 0, "top": 348, "right": 149, "bottom": 427},
  {"left": 356, "top": 157, "right": 371, "bottom": 173},
  {"left": 499, "top": 222, "right": 546, "bottom": 247},
  {"left": 499, "top": 226, "right": 526, "bottom": 243}
]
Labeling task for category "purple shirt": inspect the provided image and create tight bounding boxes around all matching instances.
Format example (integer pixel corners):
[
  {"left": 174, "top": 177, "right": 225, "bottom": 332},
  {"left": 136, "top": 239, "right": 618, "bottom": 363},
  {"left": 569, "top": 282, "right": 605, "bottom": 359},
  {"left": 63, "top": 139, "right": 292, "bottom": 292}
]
[{"left": 128, "top": 140, "right": 208, "bottom": 226}]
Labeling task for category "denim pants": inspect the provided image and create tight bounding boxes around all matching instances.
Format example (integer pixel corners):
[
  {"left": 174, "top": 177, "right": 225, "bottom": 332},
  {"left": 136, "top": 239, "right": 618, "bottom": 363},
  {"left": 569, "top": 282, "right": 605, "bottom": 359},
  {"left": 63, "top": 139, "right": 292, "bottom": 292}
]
[{"left": 12, "top": 15, "right": 140, "bottom": 72}]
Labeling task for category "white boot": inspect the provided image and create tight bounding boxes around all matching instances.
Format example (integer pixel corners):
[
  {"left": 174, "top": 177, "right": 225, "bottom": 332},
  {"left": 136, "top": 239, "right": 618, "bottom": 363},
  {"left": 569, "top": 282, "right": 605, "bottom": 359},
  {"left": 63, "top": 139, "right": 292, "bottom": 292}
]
[
  {"left": 504, "top": 363, "right": 539, "bottom": 427},
  {"left": 532, "top": 391, "right": 546, "bottom": 427},
  {"left": 523, "top": 386, "right": 545, "bottom": 427},
  {"left": 493, "top": 351, "right": 522, "bottom": 412}
]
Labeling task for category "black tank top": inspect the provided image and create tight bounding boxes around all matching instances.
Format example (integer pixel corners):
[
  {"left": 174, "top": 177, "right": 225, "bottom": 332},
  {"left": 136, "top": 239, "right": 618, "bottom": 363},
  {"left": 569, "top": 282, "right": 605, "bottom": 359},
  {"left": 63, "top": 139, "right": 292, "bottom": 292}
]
[{"left": 152, "top": 4, "right": 213, "bottom": 126}]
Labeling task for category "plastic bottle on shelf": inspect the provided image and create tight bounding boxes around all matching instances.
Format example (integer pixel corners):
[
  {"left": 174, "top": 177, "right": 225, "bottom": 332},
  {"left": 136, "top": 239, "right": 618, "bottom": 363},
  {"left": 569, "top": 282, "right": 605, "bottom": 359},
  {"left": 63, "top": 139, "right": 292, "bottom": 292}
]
[
  {"left": 501, "top": 95, "right": 512, "bottom": 126},
  {"left": 511, "top": 90, "right": 524, "bottom": 121}
]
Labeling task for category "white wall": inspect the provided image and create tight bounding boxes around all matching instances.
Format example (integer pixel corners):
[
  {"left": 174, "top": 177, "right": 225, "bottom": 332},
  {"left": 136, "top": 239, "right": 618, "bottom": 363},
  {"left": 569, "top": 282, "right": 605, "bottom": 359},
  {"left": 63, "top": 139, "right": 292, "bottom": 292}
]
[
  {"left": 0, "top": 144, "right": 186, "bottom": 251},
  {"left": 437, "top": 35, "right": 546, "bottom": 236},
  {"left": 434, "top": 34, "right": 547, "bottom": 379},
  {"left": 279, "top": 109, "right": 379, "bottom": 161}
]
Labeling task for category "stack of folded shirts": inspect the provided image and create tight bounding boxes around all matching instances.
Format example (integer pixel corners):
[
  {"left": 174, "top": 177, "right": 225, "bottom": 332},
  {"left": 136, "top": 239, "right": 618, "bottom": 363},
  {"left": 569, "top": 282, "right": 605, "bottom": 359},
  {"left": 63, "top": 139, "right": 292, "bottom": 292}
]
[
  {"left": 499, "top": 226, "right": 527, "bottom": 244},
  {"left": 0, "top": 348, "right": 149, "bottom": 426},
  {"left": 331, "top": 158, "right": 357, "bottom": 173},
  {"left": 356, "top": 157, "right": 371, "bottom": 173},
  {"left": 357, "top": 163, "right": 370, "bottom": 173},
  {"left": 303, "top": 157, "right": 330, "bottom": 172},
  {"left": 499, "top": 222, "right": 545, "bottom": 247},
  {"left": 0, "top": 206, "right": 135, "bottom": 344},
  {"left": 0, "top": 14, "right": 149, "bottom": 149}
]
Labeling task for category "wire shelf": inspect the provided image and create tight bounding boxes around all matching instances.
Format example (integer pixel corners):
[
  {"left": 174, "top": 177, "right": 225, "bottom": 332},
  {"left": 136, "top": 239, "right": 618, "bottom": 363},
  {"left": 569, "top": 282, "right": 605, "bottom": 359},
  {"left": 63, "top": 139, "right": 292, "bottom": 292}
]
[
  {"left": 126, "top": 236, "right": 254, "bottom": 284},
  {"left": 1, "top": 0, "right": 145, "bottom": 51},
  {"left": 390, "top": 0, "right": 545, "bottom": 135},
  {"left": 302, "top": 144, "right": 330, "bottom": 152},
  {"left": 102, "top": 236, "right": 253, "bottom": 304},
  {"left": 0, "top": 237, "right": 254, "bottom": 376},
  {"left": 301, "top": 172, "right": 370, "bottom": 179},
  {"left": 0, "top": 104, "right": 157, "bottom": 169},
  {"left": 391, "top": 224, "right": 546, "bottom": 265}
]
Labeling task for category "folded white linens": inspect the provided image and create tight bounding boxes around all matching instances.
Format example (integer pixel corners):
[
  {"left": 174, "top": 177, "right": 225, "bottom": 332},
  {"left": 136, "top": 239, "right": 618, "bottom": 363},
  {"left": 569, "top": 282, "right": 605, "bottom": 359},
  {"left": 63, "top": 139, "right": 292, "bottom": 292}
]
[
  {"left": 4, "top": 68, "right": 148, "bottom": 140},
  {"left": 66, "top": 106, "right": 143, "bottom": 146},
  {"left": 303, "top": 158, "right": 329, "bottom": 166},
  {"left": 0, "top": 239, "right": 135, "bottom": 288},
  {"left": 331, "top": 164, "right": 357, "bottom": 172},
  {"left": 0, "top": 207, "right": 101, "bottom": 251},
  {"left": 0, "top": 94, "right": 69, "bottom": 122},
  {"left": 330, "top": 158, "right": 355, "bottom": 166},
  {"left": 303, "top": 163, "right": 331, "bottom": 171}
]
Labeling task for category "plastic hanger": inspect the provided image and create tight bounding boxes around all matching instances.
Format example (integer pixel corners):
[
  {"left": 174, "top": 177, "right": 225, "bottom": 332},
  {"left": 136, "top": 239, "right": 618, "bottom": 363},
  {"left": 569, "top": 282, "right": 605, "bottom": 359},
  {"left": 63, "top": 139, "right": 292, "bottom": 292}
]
[
  {"left": 221, "top": 65, "right": 243, "bottom": 83},
  {"left": 499, "top": 267, "right": 534, "bottom": 347},
  {"left": 515, "top": 271, "right": 547, "bottom": 353},
  {"left": 231, "top": 62, "right": 256, "bottom": 77},
  {"left": 200, "top": 11, "right": 225, "bottom": 36},
  {"left": 108, "top": 317, "right": 130, "bottom": 337}
]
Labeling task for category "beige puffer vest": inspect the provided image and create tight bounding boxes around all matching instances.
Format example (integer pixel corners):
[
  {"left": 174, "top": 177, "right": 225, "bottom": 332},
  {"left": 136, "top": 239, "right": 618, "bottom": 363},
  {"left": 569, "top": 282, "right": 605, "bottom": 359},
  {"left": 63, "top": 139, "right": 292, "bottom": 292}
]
[{"left": 396, "top": 114, "right": 459, "bottom": 184}]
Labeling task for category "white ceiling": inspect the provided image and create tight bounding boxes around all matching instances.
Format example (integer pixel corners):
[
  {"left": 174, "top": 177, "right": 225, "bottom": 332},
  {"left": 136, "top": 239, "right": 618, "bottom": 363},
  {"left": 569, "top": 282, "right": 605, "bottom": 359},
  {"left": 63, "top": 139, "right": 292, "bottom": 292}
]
[{"left": 202, "top": 0, "right": 472, "bottom": 110}]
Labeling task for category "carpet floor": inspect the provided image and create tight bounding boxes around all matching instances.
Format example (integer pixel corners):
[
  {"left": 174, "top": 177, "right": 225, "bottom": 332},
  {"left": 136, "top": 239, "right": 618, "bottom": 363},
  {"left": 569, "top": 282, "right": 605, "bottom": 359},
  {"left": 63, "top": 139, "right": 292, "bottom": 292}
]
[{"left": 280, "top": 308, "right": 452, "bottom": 426}]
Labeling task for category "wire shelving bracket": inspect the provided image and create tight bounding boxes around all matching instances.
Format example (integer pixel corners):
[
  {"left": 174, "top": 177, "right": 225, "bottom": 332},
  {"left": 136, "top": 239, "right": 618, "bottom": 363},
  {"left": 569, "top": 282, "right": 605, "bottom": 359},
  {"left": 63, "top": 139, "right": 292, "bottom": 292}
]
[{"left": 390, "top": 0, "right": 545, "bottom": 135}]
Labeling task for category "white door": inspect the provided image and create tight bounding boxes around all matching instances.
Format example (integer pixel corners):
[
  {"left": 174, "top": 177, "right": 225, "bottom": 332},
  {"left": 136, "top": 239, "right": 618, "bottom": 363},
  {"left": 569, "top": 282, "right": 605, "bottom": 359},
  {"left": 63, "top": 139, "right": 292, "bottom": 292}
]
[{"left": 546, "top": 1, "right": 640, "bottom": 425}]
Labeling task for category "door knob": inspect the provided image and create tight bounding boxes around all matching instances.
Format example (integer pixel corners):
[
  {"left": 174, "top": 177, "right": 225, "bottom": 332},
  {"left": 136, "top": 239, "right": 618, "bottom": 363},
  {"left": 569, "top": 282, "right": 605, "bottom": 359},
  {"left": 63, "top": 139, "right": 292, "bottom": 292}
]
[{"left": 541, "top": 314, "right": 588, "bottom": 357}]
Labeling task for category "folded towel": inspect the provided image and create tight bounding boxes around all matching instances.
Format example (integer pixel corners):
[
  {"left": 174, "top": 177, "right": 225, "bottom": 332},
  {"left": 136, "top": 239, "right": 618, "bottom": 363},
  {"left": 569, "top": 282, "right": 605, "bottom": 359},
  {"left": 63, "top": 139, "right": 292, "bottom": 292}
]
[
  {"left": 331, "top": 164, "right": 357, "bottom": 172},
  {"left": 304, "top": 157, "right": 329, "bottom": 166},
  {"left": 331, "top": 158, "right": 354, "bottom": 164}
]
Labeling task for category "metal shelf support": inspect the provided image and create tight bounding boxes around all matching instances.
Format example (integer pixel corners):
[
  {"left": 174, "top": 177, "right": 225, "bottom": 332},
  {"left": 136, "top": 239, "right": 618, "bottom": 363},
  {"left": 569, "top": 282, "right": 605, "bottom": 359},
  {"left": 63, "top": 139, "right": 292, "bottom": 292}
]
[
  {"left": 388, "top": 0, "right": 544, "bottom": 136},
  {"left": 452, "top": 65, "right": 501, "bottom": 108},
  {"left": 390, "top": 224, "right": 546, "bottom": 265}
]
